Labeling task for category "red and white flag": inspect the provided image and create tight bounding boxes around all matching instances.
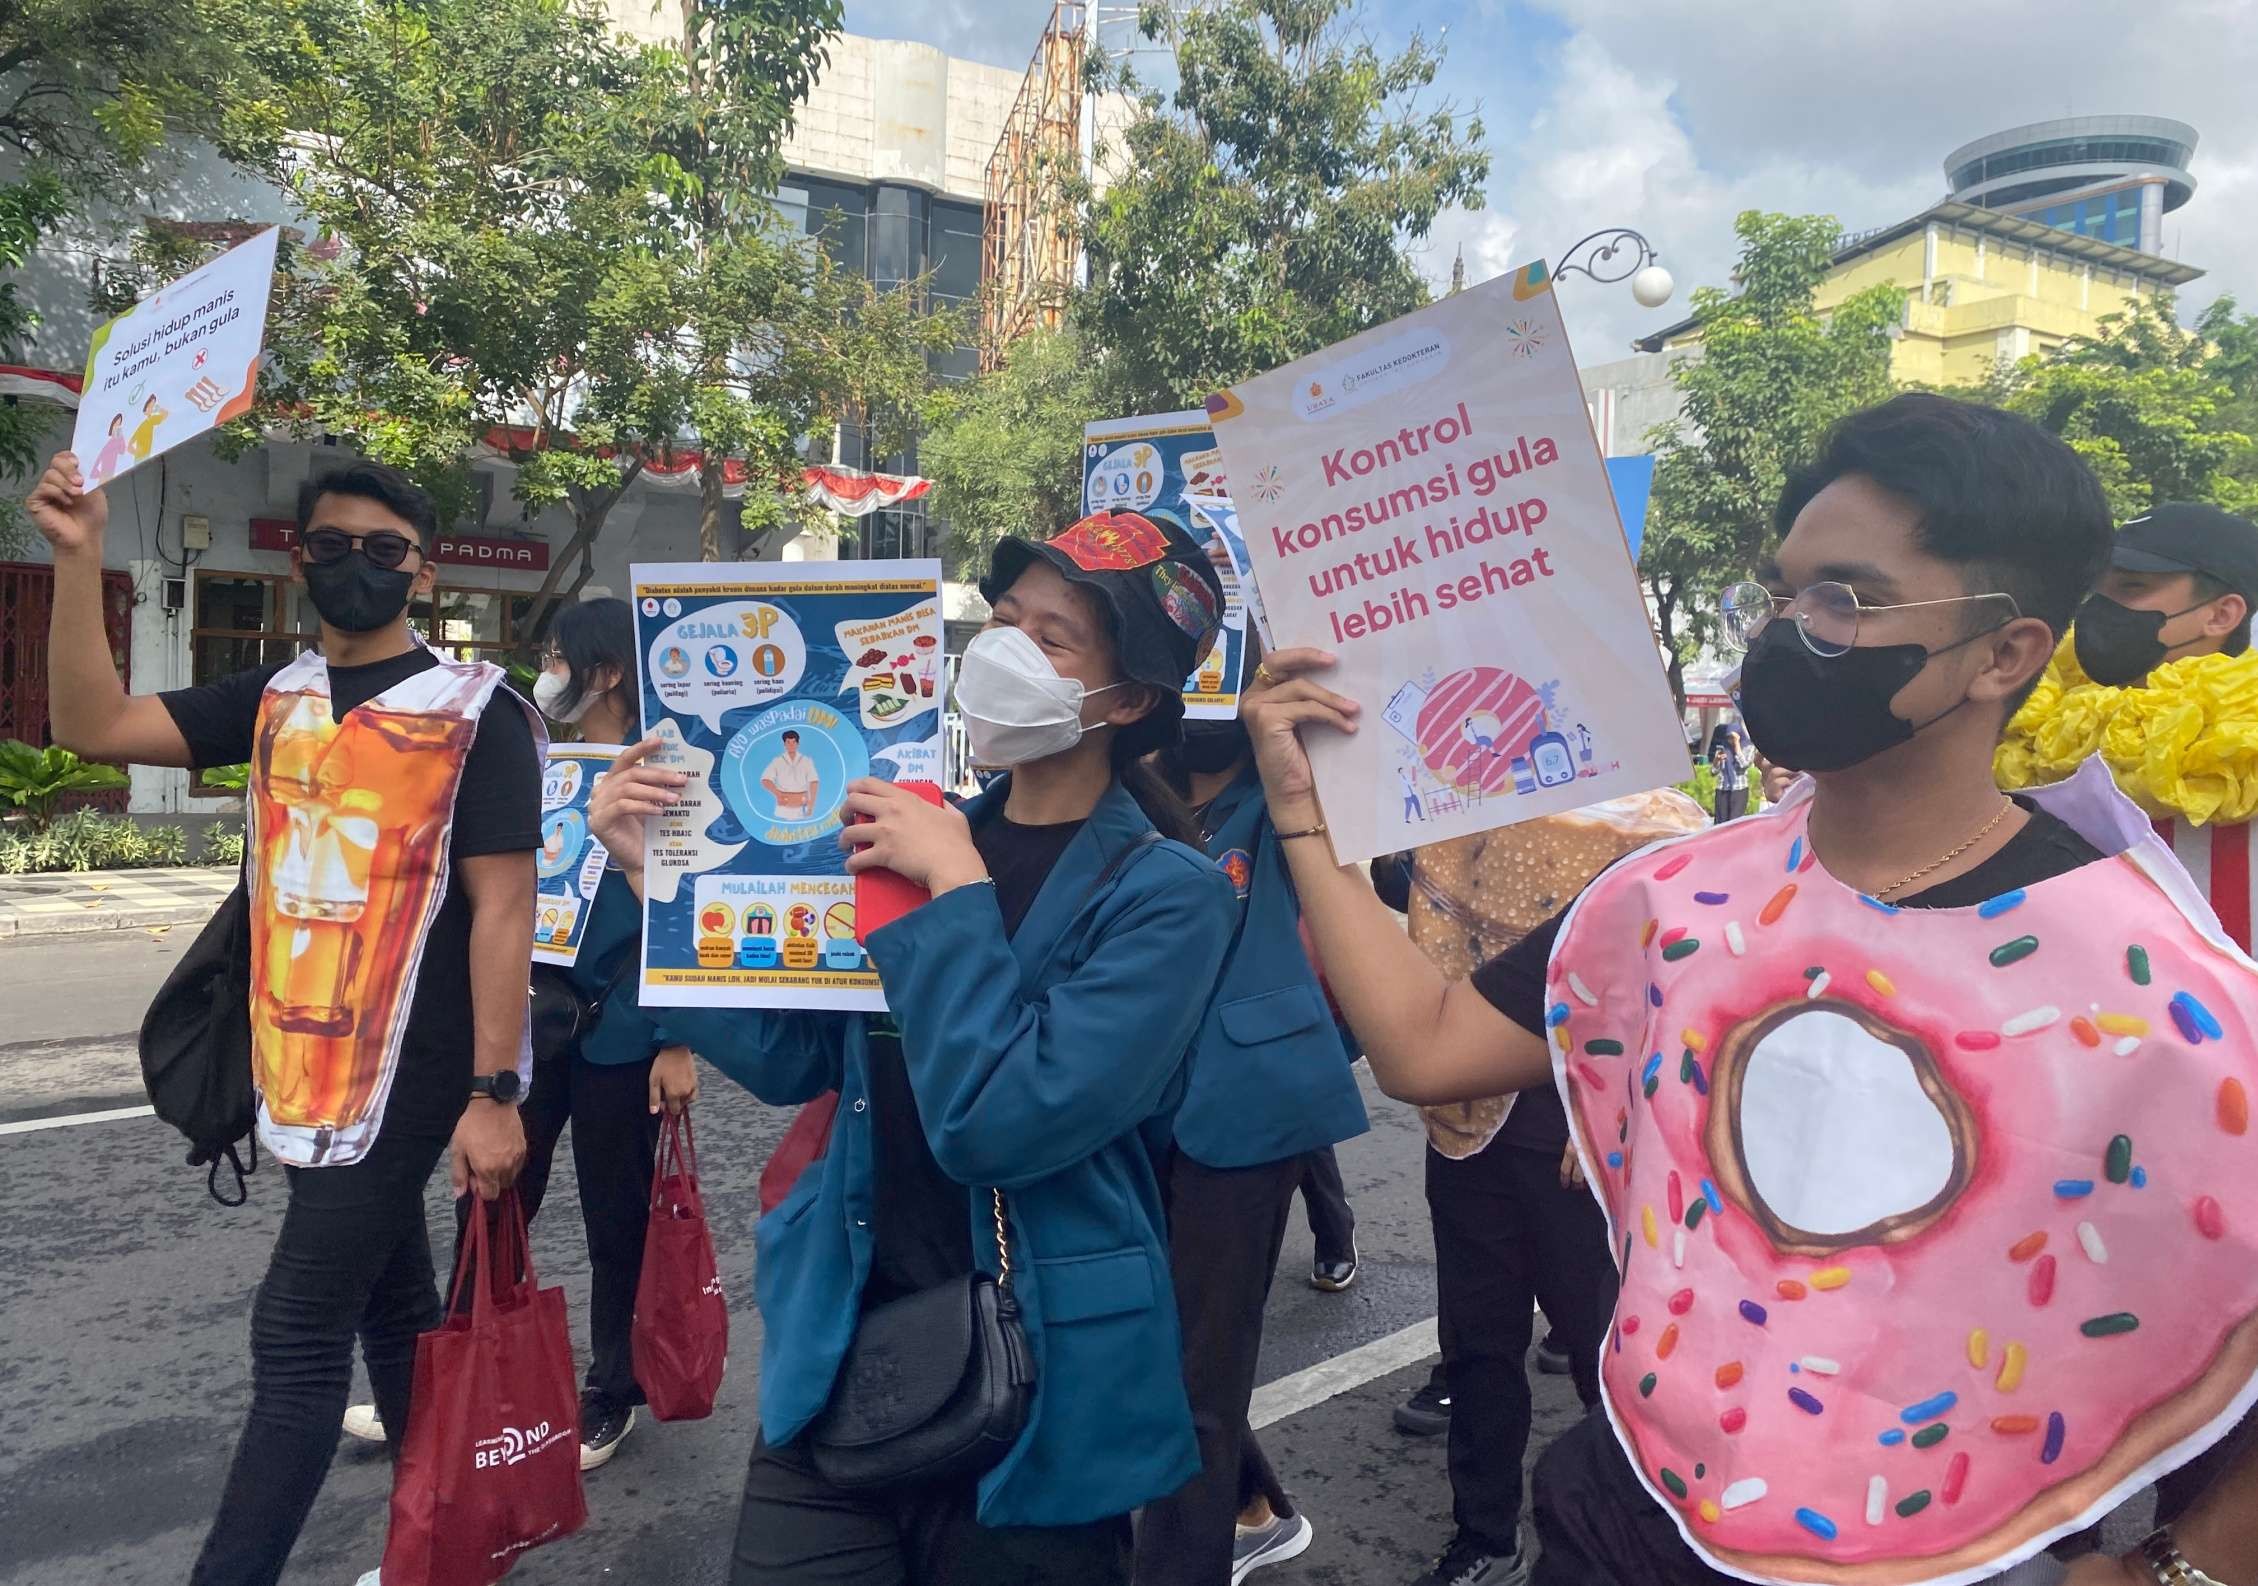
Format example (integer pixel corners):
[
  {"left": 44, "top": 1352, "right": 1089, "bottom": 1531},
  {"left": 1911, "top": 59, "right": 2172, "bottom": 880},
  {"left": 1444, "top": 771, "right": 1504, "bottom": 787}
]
[{"left": 2153, "top": 816, "right": 2255, "bottom": 953}]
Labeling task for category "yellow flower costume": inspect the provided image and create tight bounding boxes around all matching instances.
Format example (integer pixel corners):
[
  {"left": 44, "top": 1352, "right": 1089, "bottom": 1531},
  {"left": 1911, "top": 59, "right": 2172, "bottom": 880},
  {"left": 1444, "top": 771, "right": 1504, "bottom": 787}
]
[{"left": 1996, "top": 638, "right": 2258, "bottom": 828}]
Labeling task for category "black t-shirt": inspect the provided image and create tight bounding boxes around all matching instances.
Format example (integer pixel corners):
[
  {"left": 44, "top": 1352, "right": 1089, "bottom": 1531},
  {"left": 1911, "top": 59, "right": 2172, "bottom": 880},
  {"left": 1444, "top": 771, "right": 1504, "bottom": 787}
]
[
  {"left": 1469, "top": 802, "right": 2106, "bottom": 1154},
  {"left": 863, "top": 810, "right": 1087, "bottom": 1305},
  {"left": 160, "top": 649, "right": 542, "bottom": 1148}
]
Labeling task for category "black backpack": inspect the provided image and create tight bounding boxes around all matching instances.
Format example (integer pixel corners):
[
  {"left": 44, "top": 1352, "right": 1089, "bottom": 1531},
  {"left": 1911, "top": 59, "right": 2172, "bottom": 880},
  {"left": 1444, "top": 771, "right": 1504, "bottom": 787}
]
[{"left": 139, "top": 875, "right": 258, "bottom": 1204}]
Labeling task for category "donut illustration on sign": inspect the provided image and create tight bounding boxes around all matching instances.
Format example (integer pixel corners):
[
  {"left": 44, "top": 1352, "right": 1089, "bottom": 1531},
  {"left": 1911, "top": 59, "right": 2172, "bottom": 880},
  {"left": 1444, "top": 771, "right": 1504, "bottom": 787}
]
[{"left": 1414, "top": 666, "right": 1546, "bottom": 797}]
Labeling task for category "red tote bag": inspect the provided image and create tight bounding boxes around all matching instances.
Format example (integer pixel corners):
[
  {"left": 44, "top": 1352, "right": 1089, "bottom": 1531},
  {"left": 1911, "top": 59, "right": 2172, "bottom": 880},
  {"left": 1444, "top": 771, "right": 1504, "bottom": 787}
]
[
  {"left": 632, "top": 1109, "right": 729, "bottom": 1422},
  {"left": 382, "top": 1190, "right": 587, "bottom": 1586}
]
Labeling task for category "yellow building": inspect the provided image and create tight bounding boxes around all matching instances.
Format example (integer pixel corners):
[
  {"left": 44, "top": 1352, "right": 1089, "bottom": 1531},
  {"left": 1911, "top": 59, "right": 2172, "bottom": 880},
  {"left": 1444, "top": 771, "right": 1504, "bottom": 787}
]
[{"left": 1631, "top": 199, "right": 2202, "bottom": 388}]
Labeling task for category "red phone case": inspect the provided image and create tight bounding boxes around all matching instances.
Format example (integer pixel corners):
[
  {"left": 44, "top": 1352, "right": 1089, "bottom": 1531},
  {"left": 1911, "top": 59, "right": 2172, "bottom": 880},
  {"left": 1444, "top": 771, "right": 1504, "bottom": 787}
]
[{"left": 854, "top": 781, "right": 945, "bottom": 943}]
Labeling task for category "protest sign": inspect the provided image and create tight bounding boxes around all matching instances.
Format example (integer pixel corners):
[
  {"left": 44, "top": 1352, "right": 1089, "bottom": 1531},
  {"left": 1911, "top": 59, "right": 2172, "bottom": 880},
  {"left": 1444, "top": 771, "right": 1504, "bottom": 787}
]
[
  {"left": 533, "top": 742, "right": 623, "bottom": 968},
  {"left": 1084, "top": 412, "right": 1247, "bottom": 718},
  {"left": 631, "top": 561, "right": 944, "bottom": 1010},
  {"left": 1207, "top": 261, "right": 1686, "bottom": 864},
  {"left": 72, "top": 228, "right": 279, "bottom": 487}
]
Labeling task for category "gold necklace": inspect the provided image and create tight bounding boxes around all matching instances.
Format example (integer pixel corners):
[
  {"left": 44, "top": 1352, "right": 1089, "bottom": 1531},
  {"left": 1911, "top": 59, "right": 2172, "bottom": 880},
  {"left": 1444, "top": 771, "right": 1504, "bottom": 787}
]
[{"left": 1871, "top": 799, "right": 2015, "bottom": 899}]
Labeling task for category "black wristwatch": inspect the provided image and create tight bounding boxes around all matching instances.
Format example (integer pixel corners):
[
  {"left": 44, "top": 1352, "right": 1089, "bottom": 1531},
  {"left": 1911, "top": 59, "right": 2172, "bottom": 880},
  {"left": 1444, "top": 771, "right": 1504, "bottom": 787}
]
[{"left": 468, "top": 1070, "right": 523, "bottom": 1105}]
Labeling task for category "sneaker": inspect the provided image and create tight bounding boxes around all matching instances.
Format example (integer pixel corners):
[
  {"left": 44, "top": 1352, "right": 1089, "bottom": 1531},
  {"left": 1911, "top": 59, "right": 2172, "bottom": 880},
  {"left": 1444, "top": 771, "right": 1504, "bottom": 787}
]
[
  {"left": 1411, "top": 1533, "right": 1530, "bottom": 1586},
  {"left": 341, "top": 1403, "right": 385, "bottom": 1443},
  {"left": 352, "top": 1571, "right": 382, "bottom": 1586},
  {"left": 1233, "top": 1511, "right": 1314, "bottom": 1582},
  {"left": 1534, "top": 1331, "right": 1571, "bottom": 1376},
  {"left": 580, "top": 1390, "right": 635, "bottom": 1471},
  {"left": 1310, "top": 1235, "right": 1358, "bottom": 1293},
  {"left": 1393, "top": 1375, "right": 1452, "bottom": 1436}
]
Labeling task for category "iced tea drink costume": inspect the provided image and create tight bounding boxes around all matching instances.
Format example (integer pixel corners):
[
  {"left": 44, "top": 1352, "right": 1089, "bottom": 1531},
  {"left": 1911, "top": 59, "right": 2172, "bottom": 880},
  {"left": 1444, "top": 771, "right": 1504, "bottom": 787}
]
[
  {"left": 247, "top": 648, "right": 538, "bottom": 1167},
  {"left": 1550, "top": 759, "right": 2258, "bottom": 1585}
]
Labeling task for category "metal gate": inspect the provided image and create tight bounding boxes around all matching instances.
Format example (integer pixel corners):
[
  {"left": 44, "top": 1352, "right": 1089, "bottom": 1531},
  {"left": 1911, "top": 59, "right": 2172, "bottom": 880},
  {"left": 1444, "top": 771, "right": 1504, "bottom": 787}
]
[{"left": 0, "top": 560, "right": 135, "bottom": 810}]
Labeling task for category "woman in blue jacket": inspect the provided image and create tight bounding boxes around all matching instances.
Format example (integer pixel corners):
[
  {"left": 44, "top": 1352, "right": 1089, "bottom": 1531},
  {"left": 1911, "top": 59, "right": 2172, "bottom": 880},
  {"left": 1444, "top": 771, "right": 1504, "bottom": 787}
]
[
  {"left": 339, "top": 598, "right": 696, "bottom": 1471},
  {"left": 592, "top": 513, "right": 1237, "bottom": 1586},
  {"left": 1136, "top": 708, "right": 1371, "bottom": 1586}
]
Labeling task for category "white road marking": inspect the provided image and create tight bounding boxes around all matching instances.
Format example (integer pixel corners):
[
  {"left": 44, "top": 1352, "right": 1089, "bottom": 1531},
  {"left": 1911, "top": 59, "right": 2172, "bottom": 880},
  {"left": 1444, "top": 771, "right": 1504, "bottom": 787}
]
[
  {"left": 0, "top": 1104, "right": 155, "bottom": 1135},
  {"left": 1250, "top": 1316, "right": 1439, "bottom": 1429}
]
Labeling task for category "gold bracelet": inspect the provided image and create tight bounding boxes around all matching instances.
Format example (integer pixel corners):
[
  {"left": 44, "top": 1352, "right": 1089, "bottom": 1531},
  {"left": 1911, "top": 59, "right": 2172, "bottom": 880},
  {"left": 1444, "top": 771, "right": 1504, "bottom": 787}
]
[{"left": 1276, "top": 823, "right": 1329, "bottom": 841}]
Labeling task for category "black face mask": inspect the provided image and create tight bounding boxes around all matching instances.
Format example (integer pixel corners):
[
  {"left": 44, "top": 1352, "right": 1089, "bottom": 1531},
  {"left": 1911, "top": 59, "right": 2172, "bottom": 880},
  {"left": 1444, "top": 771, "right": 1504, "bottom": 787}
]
[
  {"left": 1738, "top": 616, "right": 1997, "bottom": 774},
  {"left": 1175, "top": 718, "right": 1251, "bottom": 776},
  {"left": 303, "top": 551, "right": 415, "bottom": 634},
  {"left": 2071, "top": 593, "right": 2206, "bottom": 687}
]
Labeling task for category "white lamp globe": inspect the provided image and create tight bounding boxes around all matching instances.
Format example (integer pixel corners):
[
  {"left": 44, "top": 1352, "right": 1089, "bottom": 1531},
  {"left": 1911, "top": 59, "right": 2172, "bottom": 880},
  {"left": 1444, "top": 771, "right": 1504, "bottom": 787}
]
[{"left": 1631, "top": 263, "right": 1675, "bottom": 309}]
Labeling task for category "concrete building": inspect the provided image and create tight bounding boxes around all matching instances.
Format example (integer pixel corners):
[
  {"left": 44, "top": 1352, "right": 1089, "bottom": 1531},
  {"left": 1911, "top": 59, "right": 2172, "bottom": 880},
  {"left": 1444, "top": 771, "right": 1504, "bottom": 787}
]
[
  {"left": 1945, "top": 116, "right": 2197, "bottom": 256},
  {"left": 0, "top": 27, "right": 1025, "bottom": 814}
]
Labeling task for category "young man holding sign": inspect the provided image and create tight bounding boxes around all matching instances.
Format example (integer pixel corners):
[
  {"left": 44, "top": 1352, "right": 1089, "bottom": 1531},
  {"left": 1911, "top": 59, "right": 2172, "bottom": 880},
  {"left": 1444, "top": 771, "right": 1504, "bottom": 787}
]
[
  {"left": 29, "top": 450, "right": 541, "bottom": 1586},
  {"left": 1241, "top": 396, "right": 2258, "bottom": 1586}
]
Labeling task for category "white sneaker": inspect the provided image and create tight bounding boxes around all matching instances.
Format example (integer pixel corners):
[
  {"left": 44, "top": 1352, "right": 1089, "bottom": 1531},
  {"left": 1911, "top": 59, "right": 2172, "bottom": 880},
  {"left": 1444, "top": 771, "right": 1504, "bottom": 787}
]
[
  {"left": 1233, "top": 1511, "right": 1314, "bottom": 1582},
  {"left": 341, "top": 1403, "right": 386, "bottom": 1443},
  {"left": 352, "top": 1570, "right": 383, "bottom": 1586}
]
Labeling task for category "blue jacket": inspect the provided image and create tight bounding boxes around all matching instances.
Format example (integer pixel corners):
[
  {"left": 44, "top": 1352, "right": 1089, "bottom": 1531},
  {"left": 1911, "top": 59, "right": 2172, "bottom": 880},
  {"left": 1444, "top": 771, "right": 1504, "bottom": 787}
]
[
  {"left": 1174, "top": 768, "right": 1370, "bottom": 1168},
  {"left": 536, "top": 869, "right": 672, "bottom": 1066},
  {"left": 659, "top": 778, "right": 1237, "bottom": 1527}
]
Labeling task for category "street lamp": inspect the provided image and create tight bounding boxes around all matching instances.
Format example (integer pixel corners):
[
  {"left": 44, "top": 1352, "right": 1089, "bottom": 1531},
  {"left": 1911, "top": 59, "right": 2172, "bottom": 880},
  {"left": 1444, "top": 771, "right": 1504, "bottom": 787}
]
[{"left": 1554, "top": 228, "right": 1675, "bottom": 309}]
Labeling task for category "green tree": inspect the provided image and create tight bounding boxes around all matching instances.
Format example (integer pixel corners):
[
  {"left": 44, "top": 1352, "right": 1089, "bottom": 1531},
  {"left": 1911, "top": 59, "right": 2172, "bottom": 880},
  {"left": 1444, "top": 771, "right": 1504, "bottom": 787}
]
[
  {"left": 1998, "top": 296, "right": 2256, "bottom": 519},
  {"left": 1075, "top": 0, "right": 1489, "bottom": 413},
  {"left": 922, "top": 0, "right": 1488, "bottom": 570},
  {"left": 207, "top": 0, "right": 949, "bottom": 643},
  {"left": 1641, "top": 211, "right": 1903, "bottom": 705},
  {"left": 916, "top": 323, "right": 1108, "bottom": 564}
]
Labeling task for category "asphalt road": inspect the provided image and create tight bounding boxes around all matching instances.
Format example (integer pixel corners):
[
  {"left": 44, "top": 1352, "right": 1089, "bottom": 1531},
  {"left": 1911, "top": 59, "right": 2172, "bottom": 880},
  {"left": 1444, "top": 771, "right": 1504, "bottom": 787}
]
[
  {"left": 0, "top": 934, "right": 2164, "bottom": 1586},
  {"left": 0, "top": 932, "right": 1526, "bottom": 1586}
]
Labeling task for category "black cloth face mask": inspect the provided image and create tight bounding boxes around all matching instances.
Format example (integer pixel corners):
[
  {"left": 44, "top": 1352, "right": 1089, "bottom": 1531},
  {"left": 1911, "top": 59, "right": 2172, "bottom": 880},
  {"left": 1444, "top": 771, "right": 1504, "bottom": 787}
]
[
  {"left": 1738, "top": 616, "right": 2000, "bottom": 774},
  {"left": 1175, "top": 718, "right": 1251, "bottom": 776},
  {"left": 303, "top": 551, "right": 416, "bottom": 634},
  {"left": 2070, "top": 593, "right": 2209, "bottom": 687}
]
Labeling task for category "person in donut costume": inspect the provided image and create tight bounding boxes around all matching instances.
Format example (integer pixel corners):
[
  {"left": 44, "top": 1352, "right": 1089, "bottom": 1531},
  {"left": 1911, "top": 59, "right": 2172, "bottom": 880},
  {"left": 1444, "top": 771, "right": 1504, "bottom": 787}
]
[{"left": 1239, "top": 394, "right": 2258, "bottom": 1586}]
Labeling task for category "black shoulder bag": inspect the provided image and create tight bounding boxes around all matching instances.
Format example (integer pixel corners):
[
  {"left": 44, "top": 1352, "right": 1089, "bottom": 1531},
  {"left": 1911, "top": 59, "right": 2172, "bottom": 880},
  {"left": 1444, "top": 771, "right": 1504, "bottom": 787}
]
[
  {"left": 139, "top": 871, "right": 257, "bottom": 1205},
  {"left": 805, "top": 829, "right": 1162, "bottom": 1490}
]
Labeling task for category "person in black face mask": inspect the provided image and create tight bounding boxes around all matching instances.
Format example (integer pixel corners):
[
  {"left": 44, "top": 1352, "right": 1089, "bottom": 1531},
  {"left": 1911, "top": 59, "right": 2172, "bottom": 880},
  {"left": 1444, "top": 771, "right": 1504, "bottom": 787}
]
[
  {"left": 1232, "top": 396, "right": 2258, "bottom": 1586},
  {"left": 2067, "top": 503, "right": 2258, "bottom": 688},
  {"left": 25, "top": 452, "right": 541, "bottom": 1586}
]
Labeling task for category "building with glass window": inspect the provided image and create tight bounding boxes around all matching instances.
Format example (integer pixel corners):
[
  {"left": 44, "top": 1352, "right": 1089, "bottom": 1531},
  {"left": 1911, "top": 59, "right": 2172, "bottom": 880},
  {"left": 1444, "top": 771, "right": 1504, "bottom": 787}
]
[
  {"left": 1945, "top": 117, "right": 2197, "bottom": 256},
  {"left": 0, "top": 30, "right": 1023, "bottom": 816}
]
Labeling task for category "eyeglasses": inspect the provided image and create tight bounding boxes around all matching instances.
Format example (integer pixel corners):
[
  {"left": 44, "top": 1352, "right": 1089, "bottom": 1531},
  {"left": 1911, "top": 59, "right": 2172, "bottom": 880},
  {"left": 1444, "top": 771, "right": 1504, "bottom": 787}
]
[
  {"left": 1719, "top": 580, "right": 2020, "bottom": 658},
  {"left": 300, "top": 527, "right": 423, "bottom": 570}
]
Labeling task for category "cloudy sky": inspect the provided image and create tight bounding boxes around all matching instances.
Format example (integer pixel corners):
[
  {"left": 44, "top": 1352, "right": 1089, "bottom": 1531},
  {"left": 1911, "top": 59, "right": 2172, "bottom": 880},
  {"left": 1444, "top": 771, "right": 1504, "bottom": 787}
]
[{"left": 839, "top": 0, "right": 2252, "bottom": 360}]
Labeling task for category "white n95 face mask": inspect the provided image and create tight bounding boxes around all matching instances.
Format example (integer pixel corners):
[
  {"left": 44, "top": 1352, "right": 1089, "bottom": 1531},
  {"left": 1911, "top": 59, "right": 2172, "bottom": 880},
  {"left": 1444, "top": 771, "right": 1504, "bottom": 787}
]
[
  {"left": 954, "top": 624, "right": 1123, "bottom": 767},
  {"left": 532, "top": 669, "right": 592, "bottom": 725}
]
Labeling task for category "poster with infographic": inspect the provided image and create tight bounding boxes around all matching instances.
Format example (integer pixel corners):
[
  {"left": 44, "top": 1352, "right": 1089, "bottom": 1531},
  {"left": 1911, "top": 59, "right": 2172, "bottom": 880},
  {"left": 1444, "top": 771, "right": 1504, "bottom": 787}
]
[
  {"left": 1083, "top": 411, "right": 1247, "bottom": 718},
  {"left": 1206, "top": 262, "right": 1686, "bottom": 865},
  {"left": 631, "top": 561, "right": 944, "bottom": 1010},
  {"left": 71, "top": 227, "right": 279, "bottom": 487},
  {"left": 533, "top": 742, "right": 623, "bottom": 968}
]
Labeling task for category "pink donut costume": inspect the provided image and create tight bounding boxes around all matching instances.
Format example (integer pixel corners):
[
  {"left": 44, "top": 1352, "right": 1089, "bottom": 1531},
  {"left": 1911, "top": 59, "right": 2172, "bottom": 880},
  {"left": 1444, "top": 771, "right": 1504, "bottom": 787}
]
[{"left": 1550, "top": 759, "right": 2258, "bottom": 1585}]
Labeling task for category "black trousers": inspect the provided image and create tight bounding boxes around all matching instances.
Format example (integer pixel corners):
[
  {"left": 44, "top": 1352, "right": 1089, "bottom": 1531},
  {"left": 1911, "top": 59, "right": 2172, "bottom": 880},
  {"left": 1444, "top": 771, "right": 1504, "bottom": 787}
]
[
  {"left": 1530, "top": 1408, "right": 1736, "bottom": 1586},
  {"left": 1428, "top": 1140, "right": 1618, "bottom": 1555},
  {"left": 1297, "top": 1145, "right": 1356, "bottom": 1265},
  {"left": 1712, "top": 785, "right": 1749, "bottom": 823},
  {"left": 189, "top": 1125, "right": 448, "bottom": 1586},
  {"left": 1135, "top": 1153, "right": 1303, "bottom": 1586},
  {"left": 453, "top": 1048, "right": 659, "bottom": 1404},
  {"left": 733, "top": 1435, "right": 1132, "bottom": 1585}
]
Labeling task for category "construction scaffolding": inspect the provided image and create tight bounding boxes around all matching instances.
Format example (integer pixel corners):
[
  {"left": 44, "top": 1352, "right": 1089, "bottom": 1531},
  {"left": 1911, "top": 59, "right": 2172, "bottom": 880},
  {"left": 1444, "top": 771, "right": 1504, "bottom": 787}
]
[{"left": 979, "top": 2, "right": 1087, "bottom": 369}]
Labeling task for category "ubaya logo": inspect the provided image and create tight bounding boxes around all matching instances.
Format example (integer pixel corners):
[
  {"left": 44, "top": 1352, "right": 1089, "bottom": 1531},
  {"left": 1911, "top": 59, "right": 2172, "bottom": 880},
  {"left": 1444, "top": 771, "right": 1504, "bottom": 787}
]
[{"left": 472, "top": 1419, "right": 570, "bottom": 1470}]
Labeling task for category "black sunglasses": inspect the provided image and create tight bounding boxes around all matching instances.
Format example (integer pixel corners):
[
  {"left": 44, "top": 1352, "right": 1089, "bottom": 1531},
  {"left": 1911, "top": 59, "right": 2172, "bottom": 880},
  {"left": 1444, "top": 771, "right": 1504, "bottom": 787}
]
[{"left": 300, "top": 527, "right": 423, "bottom": 571}]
